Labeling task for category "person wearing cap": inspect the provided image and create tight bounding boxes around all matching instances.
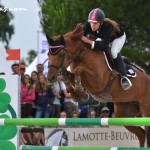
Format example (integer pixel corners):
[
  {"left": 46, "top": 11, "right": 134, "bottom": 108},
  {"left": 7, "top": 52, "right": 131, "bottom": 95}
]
[
  {"left": 81, "top": 8, "right": 132, "bottom": 90},
  {"left": 20, "top": 64, "right": 26, "bottom": 75},
  {"left": 100, "top": 106, "right": 110, "bottom": 118},
  {"left": 20, "top": 64, "right": 26, "bottom": 83}
]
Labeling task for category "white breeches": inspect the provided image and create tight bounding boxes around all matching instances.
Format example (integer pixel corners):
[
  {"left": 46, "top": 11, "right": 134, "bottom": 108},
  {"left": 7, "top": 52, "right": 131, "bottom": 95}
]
[{"left": 111, "top": 33, "right": 126, "bottom": 59}]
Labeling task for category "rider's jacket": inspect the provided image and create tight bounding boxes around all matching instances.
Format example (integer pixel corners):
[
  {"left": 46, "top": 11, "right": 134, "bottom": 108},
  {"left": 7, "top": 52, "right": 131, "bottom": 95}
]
[{"left": 83, "top": 21, "right": 124, "bottom": 51}]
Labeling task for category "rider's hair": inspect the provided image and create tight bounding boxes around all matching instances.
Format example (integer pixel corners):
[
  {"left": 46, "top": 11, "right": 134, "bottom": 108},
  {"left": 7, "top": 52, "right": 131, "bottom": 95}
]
[{"left": 104, "top": 18, "right": 121, "bottom": 37}]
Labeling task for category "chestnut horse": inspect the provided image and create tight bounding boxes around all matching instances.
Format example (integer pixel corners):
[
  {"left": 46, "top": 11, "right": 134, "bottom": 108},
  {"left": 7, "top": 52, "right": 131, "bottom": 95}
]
[{"left": 46, "top": 24, "right": 150, "bottom": 147}]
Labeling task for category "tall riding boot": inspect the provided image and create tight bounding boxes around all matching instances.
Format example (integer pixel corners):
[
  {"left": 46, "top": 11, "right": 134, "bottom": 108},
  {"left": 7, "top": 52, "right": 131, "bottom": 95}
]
[{"left": 113, "top": 53, "right": 132, "bottom": 90}]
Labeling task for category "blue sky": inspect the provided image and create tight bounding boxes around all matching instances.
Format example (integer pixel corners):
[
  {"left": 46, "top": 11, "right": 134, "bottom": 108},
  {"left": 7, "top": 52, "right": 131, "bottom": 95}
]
[{"left": 1, "top": 0, "right": 41, "bottom": 60}]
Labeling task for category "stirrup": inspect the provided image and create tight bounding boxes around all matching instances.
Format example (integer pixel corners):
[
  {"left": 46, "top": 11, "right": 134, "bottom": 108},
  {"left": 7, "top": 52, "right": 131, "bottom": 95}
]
[{"left": 121, "top": 76, "right": 132, "bottom": 90}]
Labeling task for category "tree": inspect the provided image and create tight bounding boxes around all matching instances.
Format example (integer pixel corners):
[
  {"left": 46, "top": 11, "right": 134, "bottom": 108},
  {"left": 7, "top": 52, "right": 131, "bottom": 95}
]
[
  {"left": 37, "top": 0, "right": 150, "bottom": 73},
  {"left": 20, "top": 58, "right": 26, "bottom": 66},
  {"left": 0, "top": 3, "right": 14, "bottom": 48},
  {"left": 26, "top": 50, "right": 37, "bottom": 65}
]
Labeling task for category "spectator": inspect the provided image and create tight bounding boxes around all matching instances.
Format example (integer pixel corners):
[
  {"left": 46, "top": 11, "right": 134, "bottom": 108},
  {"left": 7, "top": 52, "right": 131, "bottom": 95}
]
[
  {"left": 36, "top": 64, "right": 44, "bottom": 75},
  {"left": 31, "top": 71, "right": 38, "bottom": 117},
  {"left": 79, "top": 105, "right": 89, "bottom": 118},
  {"left": 20, "top": 64, "right": 26, "bottom": 75},
  {"left": 51, "top": 76, "right": 62, "bottom": 118},
  {"left": 35, "top": 74, "right": 55, "bottom": 118},
  {"left": 88, "top": 109, "right": 97, "bottom": 118},
  {"left": 58, "top": 75, "right": 79, "bottom": 118},
  {"left": 21, "top": 74, "right": 35, "bottom": 118},
  {"left": 71, "top": 111, "right": 79, "bottom": 118},
  {"left": 11, "top": 63, "right": 19, "bottom": 75},
  {"left": 100, "top": 106, "right": 110, "bottom": 118},
  {"left": 59, "top": 111, "right": 67, "bottom": 118},
  {"left": 31, "top": 71, "right": 38, "bottom": 88},
  {"left": 20, "top": 64, "right": 26, "bottom": 83}
]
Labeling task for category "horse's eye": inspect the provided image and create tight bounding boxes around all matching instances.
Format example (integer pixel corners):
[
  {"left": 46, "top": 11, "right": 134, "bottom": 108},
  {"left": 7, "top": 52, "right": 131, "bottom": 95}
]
[{"left": 59, "top": 54, "right": 63, "bottom": 58}]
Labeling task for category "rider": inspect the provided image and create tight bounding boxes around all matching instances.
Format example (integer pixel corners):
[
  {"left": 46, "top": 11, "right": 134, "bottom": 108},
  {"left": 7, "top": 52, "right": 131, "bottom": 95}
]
[{"left": 81, "top": 8, "right": 132, "bottom": 90}]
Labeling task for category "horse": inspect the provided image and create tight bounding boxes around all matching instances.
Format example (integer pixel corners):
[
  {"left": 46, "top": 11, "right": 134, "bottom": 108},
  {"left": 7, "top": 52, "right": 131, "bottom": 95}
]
[{"left": 46, "top": 24, "right": 150, "bottom": 147}]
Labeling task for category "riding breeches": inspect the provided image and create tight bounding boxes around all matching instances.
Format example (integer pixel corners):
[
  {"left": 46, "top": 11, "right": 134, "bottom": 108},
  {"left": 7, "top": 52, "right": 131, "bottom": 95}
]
[{"left": 110, "top": 33, "right": 126, "bottom": 59}]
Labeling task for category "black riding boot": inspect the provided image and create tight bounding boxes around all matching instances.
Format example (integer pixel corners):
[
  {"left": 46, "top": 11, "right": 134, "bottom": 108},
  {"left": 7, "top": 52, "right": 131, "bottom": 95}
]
[{"left": 113, "top": 53, "right": 132, "bottom": 90}]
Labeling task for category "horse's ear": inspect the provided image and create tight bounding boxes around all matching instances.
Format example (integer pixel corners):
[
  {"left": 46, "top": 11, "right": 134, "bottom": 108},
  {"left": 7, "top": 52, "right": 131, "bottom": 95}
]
[
  {"left": 46, "top": 34, "right": 54, "bottom": 45},
  {"left": 47, "top": 51, "right": 50, "bottom": 57},
  {"left": 60, "top": 35, "right": 65, "bottom": 44},
  {"left": 70, "top": 23, "right": 84, "bottom": 40}
]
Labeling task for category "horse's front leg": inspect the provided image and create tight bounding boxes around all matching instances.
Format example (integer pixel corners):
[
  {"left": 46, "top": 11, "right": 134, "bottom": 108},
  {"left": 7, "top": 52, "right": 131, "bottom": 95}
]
[
  {"left": 73, "top": 66, "right": 88, "bottom": 99},
  {"left": 61, "top": 69, "right": 80, "bottom": 99}
]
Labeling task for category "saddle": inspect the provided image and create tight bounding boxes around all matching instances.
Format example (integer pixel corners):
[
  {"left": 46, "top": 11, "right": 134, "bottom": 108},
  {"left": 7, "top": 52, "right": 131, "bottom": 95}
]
[{"left": 104, "top": 51, "right": 136, "bottom": 78}]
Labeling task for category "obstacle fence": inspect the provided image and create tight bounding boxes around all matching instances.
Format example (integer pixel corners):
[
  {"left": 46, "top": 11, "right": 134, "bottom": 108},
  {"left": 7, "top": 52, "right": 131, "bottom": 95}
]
[
  {"left": 20, "top": 146, "right": 150, "bottom": 150},
  {"left": 1, "top": 118, "right": 150, "bottom": 126},
  {"left": 1, "top": 117, "right": 150, "bottom": 149}
]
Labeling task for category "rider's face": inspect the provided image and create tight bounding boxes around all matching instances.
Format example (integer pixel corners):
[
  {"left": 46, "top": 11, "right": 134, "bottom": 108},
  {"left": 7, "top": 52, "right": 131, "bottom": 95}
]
[{"left": 90, "top": 22, "right": 100, "bottom": 31}]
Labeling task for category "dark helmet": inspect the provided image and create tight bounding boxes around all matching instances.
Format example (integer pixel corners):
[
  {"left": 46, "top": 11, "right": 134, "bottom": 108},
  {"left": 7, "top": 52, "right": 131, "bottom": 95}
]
[{"left": 88, "top": 8, "right": 105, "bottom": 23}]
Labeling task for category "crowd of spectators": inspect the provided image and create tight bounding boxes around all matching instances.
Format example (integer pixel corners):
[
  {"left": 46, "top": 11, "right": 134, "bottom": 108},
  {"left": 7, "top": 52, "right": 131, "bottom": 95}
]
[{"left": 1, "top": 62, "right": 114, "bottom": 119}]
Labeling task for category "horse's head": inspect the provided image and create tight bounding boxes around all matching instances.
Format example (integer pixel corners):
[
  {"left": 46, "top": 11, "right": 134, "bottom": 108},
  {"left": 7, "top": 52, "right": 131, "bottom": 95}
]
[
  {"left": 47, "top": 24, "right": 84, "bottom": 83},
  {"left": 46, "top": 34, "right": 71, "bottom": 83}
]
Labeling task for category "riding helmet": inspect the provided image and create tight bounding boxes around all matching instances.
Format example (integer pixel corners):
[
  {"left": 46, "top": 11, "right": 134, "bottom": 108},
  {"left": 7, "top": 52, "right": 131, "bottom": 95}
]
[{"left": 88, "top": 8, "right": 105, "bottom": 23}]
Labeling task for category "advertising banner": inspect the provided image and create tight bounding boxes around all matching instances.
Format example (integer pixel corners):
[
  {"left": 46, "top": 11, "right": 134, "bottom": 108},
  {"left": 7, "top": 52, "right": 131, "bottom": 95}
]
[
  {"left": 0, "top": 75, "right": 20, "bottom": 150},
  {"left": 44, "top": 127, "right": 139, "bottom": 147}
]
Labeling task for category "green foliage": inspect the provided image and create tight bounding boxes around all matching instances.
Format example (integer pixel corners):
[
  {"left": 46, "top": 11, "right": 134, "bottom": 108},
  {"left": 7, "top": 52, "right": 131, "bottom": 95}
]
[
  {"left": 20, "top": 58, "right": 26, "bottom": 66},
  {"left": 26, "top": 49, "right": 37, "bottom": 65},
  {"left": 122, "top": 47, "right": 150, "bottom": 73},
  {"left": 37, "top": 0, "right": 150, "bottom": 73},
  {"left": 0, "top": 3, "right": 14, "bottom": 48}
]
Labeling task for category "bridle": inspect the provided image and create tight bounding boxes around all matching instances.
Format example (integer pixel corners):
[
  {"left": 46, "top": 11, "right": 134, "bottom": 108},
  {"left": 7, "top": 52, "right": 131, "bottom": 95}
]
[{"left": 48, "top": 39, "right": 72, "bottom": 72}]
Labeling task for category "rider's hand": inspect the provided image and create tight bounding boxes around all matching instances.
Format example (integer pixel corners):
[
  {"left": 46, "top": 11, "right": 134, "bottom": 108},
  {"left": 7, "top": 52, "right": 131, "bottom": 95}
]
[{"left": 81, "top": 36, "right": 93, "bottom": 45}]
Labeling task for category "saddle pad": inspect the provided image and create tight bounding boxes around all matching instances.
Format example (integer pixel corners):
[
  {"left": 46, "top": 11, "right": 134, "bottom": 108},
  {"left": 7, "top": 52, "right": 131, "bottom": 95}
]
[{"left": 103, "top": 52, "right": 136, "bottom": 78}]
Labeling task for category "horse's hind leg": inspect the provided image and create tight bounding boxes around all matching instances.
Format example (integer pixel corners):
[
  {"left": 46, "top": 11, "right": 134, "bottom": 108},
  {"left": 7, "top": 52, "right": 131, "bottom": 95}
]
[
  {"left": 140, "top": 86, "right": 150, "bottom": 147},
  {"left": 146, "top": 126, "right": 150, "bottom": 147},
  {"left": 114, "top": 102, "right": 145, "bottom": 147},
  {"left": 125, "top": 126, "right": 145, "bottom": 147}
]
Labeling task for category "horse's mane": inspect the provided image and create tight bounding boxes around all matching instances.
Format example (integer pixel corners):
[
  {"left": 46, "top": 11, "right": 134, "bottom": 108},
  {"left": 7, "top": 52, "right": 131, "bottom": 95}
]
[
  {"left": 52, "top": 24, "right": 84, "bottom": 41},
  {"left": 70, "top": 24, "right": 84, "bottom": 40}
]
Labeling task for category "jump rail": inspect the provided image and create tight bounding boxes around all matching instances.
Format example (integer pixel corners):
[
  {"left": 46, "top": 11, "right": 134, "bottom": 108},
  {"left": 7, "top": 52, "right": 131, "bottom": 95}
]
[
  {"left": 20, "top": 146, "right": 150, "bottom": 150},
  {"left": 0, "top": 118, "right": 150, "bottom": 126}
]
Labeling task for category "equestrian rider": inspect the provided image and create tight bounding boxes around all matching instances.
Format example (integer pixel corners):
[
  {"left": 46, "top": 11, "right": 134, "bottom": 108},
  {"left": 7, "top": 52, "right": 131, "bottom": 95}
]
[{"left": 81, "top": 8, "right": 132, "bottom": 90}]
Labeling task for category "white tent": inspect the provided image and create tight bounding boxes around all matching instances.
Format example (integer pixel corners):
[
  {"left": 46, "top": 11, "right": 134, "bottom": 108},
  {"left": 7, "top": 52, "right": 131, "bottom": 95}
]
[
  {"left": 25, "top": 57, "right": 38, "bottom": 75},
  {"left": 0, "top": 42, "right": 13, "bottom": 74}
]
